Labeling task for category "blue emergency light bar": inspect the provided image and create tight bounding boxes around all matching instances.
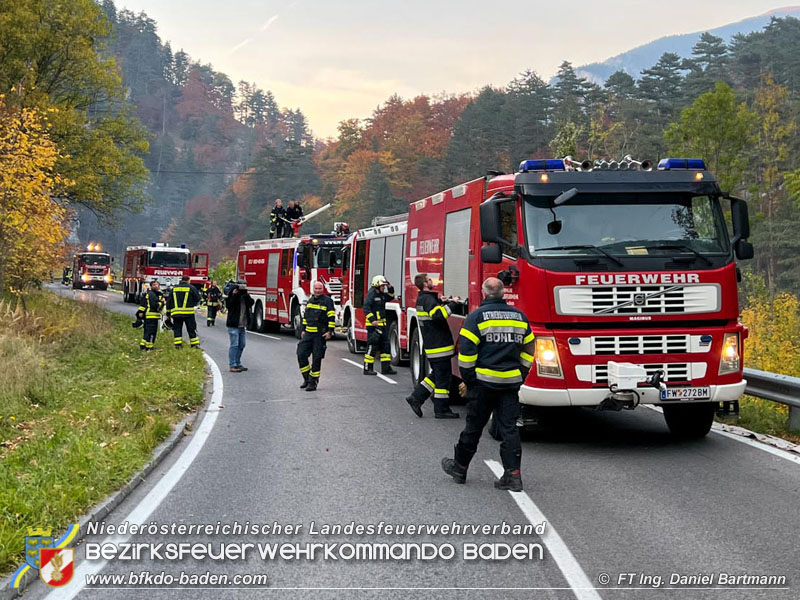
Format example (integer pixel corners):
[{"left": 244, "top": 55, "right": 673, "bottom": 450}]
[
  {"left": 657, "top": 158, "right": 707, "bottom": 170},
  {"left": 151, "top": 242, "right": 157, "bottom": 247},
  {"left": 519, "top": 159, "right": 565, "bottom": 173},
  {"left": 181, "top": 244, "right": 186, "bottom": 249}
]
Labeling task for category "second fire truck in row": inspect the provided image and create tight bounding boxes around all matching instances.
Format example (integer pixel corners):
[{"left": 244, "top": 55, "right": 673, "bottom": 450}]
[
  {"left": 340, "top": 157, "right": 754, "bottom": 438},
  {"left": 122, "top": 243, "right": 209, "bottom": 303}
]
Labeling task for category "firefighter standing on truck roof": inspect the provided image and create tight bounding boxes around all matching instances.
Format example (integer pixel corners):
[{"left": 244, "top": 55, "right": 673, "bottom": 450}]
[
  {"left": 206, "top": 280, "right": 222, "bottom": 326},
  {"left": 363, "top": 275, "right": 397, "bottom": 376},
  {"left": 269, "top": 198, "right": 286, "bottom": 239},
  {"left": 134, "top": 279, "right": 164, "bottom": 351},
  {"left": 296, "top": 281, "right": 336, "bottom": 392},
  {"left": 441, "top": 277, "right": 535, "bottom": 492},
  {"left": 405, "top": 273, "right": 460, "bottom": 419},
  {"left": 284, "top": 200, "right": 303, "bottom": 237},
  {"left": 167, "top": 275, "right": 201, "bottom": 348}
]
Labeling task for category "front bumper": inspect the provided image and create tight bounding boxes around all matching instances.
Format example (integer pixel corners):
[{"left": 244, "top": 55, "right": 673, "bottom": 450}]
[{"left": 519, "top": 379, "right": 747, "bottom": 407}]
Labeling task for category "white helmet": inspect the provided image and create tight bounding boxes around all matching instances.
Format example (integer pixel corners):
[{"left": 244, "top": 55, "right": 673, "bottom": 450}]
[{"left": 371, "top": 275, "right": 387, "bottom": 287}]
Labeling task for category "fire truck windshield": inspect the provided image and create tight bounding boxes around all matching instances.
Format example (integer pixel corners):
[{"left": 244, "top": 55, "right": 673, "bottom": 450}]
[
  {"left": 314, "top": 247, "right": 343, "bottom": 269},
  {"left": 525, "top": 193, "right": 730, "bottom": 259},
  {"left": 148, "top": 251, "right": 190, "bottom": 267},
  {"left": 79, "top": 254, "right": 110, "bottom": 265}
]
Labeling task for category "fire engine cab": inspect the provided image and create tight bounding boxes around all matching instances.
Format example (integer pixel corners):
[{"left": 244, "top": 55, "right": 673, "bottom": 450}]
[
  {"left": 72, "top": 243, "right": 113, "bottom": 290},
  {"left": 122, "top": 243, "right": 209, "bottom": 302},
  {"left": 236, "top": 234, "right": 346, "bottom": 336}
]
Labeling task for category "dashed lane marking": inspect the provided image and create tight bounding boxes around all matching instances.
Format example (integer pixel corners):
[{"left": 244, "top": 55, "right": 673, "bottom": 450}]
[
  {"left": 341, "top": 357, "right": 398, "bottom": 385},
  {"left": 484, "top": 460, "right": 602, "bottom": 600}
]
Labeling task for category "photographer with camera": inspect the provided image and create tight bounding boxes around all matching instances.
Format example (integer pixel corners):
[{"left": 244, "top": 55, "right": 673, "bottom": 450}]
[{"left": 225, "top": 279, "right": 254, "bottom": 373}]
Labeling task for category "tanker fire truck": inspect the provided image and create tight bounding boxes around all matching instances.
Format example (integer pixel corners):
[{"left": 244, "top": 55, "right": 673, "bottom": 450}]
[
  {"left": 344, "top": 157, "right": 754, "bottom": 438},
  {"left": 122, "top": 243, "right": 209, "bottom": 303},
  {"left": 236, "top": 234, "right": 346, "bottom": 336},
  {"left": 71, "top": 243, "right": 113, "bottom": 290}
]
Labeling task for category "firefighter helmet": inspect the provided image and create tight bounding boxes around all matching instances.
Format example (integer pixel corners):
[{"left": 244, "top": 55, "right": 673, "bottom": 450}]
[{"left": 371, "top": 275, "right": 387, "bottom": 287}]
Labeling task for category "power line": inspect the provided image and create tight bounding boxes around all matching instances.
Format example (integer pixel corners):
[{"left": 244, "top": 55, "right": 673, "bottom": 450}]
[{"left": 149, "top": 169, "right": 259, "bottom": 175}]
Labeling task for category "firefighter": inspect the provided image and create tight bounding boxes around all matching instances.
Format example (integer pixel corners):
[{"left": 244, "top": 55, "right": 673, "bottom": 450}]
[
  {"left": 296, "top": 280, "right": 336, "bottom": 392},
  {"left": 134, "top": 279, "right": 164, "bottom": 351},
  {"left": 269, "top": 198, "right": 286, "bottom": 239},
  {"left": 405, "top": 274, "right": 460, "bottom": 419},
  {"left": 167, "top": 275, "right": 202, "bottom": 348},
  {"left": 284, "top": 200, "right": 303, "bottom": 237},
  {"left": 441, "top": 277, "right": 535, "bottom": 492},
  {"left": 206, "top": 280, "right": 222, "bottom": 326},
  {"left": 363, "top": 275, "right": 397, "bottom": 376}
]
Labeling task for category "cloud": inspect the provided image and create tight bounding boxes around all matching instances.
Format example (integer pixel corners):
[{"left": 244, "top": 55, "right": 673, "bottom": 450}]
[
  {"left": 260, "top": 15, "right": 279, "bottom": 32},
  {"left": 229, "top": 38, "right": 252, "bottom": 55}
]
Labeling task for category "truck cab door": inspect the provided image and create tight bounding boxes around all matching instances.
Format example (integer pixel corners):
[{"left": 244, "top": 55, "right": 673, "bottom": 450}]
[{"left": 193, "top": 253, "right": 209, "bottom": 277}]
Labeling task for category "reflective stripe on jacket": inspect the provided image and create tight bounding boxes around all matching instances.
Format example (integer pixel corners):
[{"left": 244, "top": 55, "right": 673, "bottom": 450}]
[
  {"left": 302, "top": 294, "right": 336, "bottom": 334},
  {"left": 138, "top": 290, "right": 164, "bottom": 319},
  {"left": 363, "top": 285, "right": 394, "bottom": 326},
  {"left": 416, "top": 290, "right": 457, "bottom": 359},
  {"left": 167, "top": 284, "right": 201, "bottom": 316}
]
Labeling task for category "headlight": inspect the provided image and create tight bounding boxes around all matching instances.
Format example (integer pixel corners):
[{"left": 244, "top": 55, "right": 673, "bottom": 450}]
[
  {"left": 719, "top": 332, "right": 740, "bottom": 375},
  {"left": 82, "top": 274, "right": 89, "bottom": 282},
  {"left": 535, "top": 336, "right": 562, "bottom": 378},
  {"left": 104, "top": 274, "right": 112, "bottom": 283}
]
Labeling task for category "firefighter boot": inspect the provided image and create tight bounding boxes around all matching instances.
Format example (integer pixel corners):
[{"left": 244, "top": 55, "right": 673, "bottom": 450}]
[
  {"left": 494, "top": 470, "right": 523, "bottom": 492},
  {"left": 305, "top": 377, "right": 318, "bottom": 392},
  {"left": 405, "top": 395, "right": 423, "bottom": 418},
  {"left": 363, "top": 362, "right": 377, "bottom": 376},
  {"left": 441, "top": 446, "right": 468, "bottom": 484},
  {"left": 300, "top": 371, "right": 310, "bottom": 389},
  {"left": 381, "top": 362, "right": 397, "bottom": 375}
]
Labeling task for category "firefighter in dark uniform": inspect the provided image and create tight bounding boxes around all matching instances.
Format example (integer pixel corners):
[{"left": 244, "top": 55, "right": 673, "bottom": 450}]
[
  {"left": 269, "top": 198, "right": 286, "bottom": 239},
  {"left": 135, "top": 279, "right": 164, "bottom": 350},
  {"left": 441, "top": 277, "right": 535, "bottom": 492},
  {"left": 405, "top": 273, "right": 460, "bottom": 419},
  {"left": 167, "top": 275, "right": 201, "bottom": 348},
  {"left": 296, "top": 281, "right": 336, "bottom": 392},
  {"left": 284, "top": 200, "right": 303, "bottom": 237},
  {"left": 206, "top": 280, "right": 222, "bottom": 326},
  {"left": 363, "top": 275, "right": 397, "bottom": 376}
]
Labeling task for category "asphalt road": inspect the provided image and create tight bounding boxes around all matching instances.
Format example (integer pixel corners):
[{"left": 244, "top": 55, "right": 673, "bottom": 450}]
[{"left": 26, "top": 284, "right": 800, "bottom": 599}]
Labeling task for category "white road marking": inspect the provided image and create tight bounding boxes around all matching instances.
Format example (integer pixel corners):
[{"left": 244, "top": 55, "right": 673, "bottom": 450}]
[
  {"left": 249, "top": 331, "right": 282, "bottom": 341},
  {"left": 342, "top": 358, "right": 398, "bottom": 384},
  {"left": 643, "top": 404, "right": 800, "bottom": 465},
  {"left": 45, "top": 353, "right": 224, "bottom": 600},
  {"left": 484, "top": 460, "right": 602, "bottom": 600}
]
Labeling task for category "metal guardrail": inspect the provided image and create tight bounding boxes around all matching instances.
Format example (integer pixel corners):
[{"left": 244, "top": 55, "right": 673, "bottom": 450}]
[{"left": 743, "top": 367, "right": 800, "bottom": 429}]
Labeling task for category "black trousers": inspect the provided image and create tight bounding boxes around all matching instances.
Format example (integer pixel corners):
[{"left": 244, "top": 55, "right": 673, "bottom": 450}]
[
  {"left": 269, "top": 221, "right": 284, "bottom": 239},
  {"left": 172, "top": 315, "right": 199, "bottom": 347},
  {"left": 140, "top": 318, "right": 159, "bottom": 350},
  {"left": 364, "top": 326, "right": 391, "bottom": 365},
  {"left": 456, "top": 386, "right": 521, "bottom": 471},
  {"left": 207, "top": 305, "right": 218, "bottom": 324},
  {"left": 411, "top": 357, "right": 452, "bottom": 413},
  {"left": 297, "top": 332, "right": 327, "bottom": 379}
]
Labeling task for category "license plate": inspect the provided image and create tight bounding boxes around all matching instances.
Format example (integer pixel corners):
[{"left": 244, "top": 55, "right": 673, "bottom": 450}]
[{"left": 660, "top": 387, "right": 710, "bottom": 400}]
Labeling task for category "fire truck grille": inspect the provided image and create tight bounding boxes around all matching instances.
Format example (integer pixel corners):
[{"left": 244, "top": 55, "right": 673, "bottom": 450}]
[
  {"left": 593, "top": 363, "right": 690, "bottom": 384},
  {"left": 556, "top": 285, "right": 719, "bottom": 315},
  {"left": 88, "top": 267, "right": 105, "bottom": 275},
  {"left": 325, "top": 280, "right": 342, "bottom": 304},
  {"left": 593, "top": 334, "right": 690, "bottom": 355}
]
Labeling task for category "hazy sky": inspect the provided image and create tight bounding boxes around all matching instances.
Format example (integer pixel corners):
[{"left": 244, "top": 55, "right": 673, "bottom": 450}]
[{"left": 117, "top": 1, "right": 790, "bottom": 138}]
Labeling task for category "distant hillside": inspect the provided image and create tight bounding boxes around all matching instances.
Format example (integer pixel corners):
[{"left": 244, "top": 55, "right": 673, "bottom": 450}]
[{"left": 574, "top": 6, "right": 800, "bottom": 83}]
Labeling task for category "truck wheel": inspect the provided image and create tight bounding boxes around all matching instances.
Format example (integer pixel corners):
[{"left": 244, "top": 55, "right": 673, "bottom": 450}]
[
  {"left": 346, "top": 316, "right": 357, "bottom": 354},
  {"left": 291, "top": 303, "right": 302, "bottom": 340},
  {"left": 663, "top": 402, "right": 715, "bottom": 439},
  {"left": 252, "top": 302, "right": 264, "bottom": 332},
  {"left": 409, "top": 328, "right": 428, "bottom": 388},
  {"left": 388, "top": 321, "right": 403, "bottom": 366}
]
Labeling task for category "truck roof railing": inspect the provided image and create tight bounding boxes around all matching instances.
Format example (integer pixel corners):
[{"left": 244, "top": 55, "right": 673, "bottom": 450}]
[{"left": 371, "top": 213, "right": 408, "bottom": 226}]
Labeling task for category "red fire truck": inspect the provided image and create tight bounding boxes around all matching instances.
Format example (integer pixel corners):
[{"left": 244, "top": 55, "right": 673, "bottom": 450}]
[
  {"left": 341, "top": 215, "right": 408, "bottom": 362},
  {"left": 71, "top": 243, "right": 113, "bottom": 290},
  {"left": 344, "top": 157, "right": 754, "bottom": 438},
  {"left": 122, "top": 243, "right": 209, "bottom": 303},
  {"left": 236, "top": 235, "right": 346, "bottom": 335}
]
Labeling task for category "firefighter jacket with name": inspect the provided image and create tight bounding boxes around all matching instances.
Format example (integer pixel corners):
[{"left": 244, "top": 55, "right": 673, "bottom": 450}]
[
  {"left": 138, "top": 289, "right": 164, "bottom": 319},
  {"left": 206, "top": 285, "right": 222, "bottom": 307},
  {"left": 364, "top": 285, "right": 395, "bottom": 327},
  {"left": 302, "top": 294, "right": 335, "bottom": 334},
  {"left": 416, "top": 290, "right": 458, "bottom": 359},
  {"left": 167, "top": 283, "right": 201, "bottom": 317},
  {"left": 457, "top": 298, "right": 534, "bottom": 389}
]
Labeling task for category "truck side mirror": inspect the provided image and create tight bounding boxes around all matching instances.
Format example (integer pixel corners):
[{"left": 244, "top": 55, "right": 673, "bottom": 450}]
[
  {"left": 735, "top": 240, "right": 754, "bottom": 260},
  {"left": 480, "top": 196, "right": 503, "bottom": 244},
  {"left": 730, "top": 197, "right": 750, "bottom": 240},
  {"left": 481, "top": 244, "right": 502, "bottom": 264}
]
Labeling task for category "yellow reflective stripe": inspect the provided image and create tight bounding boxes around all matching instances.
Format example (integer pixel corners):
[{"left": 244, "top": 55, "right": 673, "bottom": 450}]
[
  {"left": 476, "top": 367, "right": 522, "bottom": 378},
  {"left": 460, "top": 328, "right": 480, "bottom": 345},
  {"left": 523, "top": 332, "right": 535, "bottom": 344},
  {"left": 306, "top": 326, "right": 319, "bottom": 332},
  {"left": 477, "top": 319, "right": 527, "bottom": 331},
  {"left": 458, "top": 353, "right": 477, "bottom": 363},
  {"left": 417, "top": 310, "right": 429, "bottom": 316},
  {"left": 520, "top": 352, "right": 533, "bottom": 362},
  {"left": 310, "top": 371, "right": 321, "bottom": 377},
  {"left": 307, "top": 303, "right": 326, "bottom": 310},
  {"left": 426, "top": 345, "right": 454, "bottom": 354},
  {"left": 431, "top": 305, "right": 449, "bottom": 318},
  {"left": 300, "top": 365, "right": 311, "bottom": 373},
  {"left": 327, "top": 310, "right": 335, "bottom": 316},
  {"left": 365, "top": 312, "right": 375, "bottom": 320},
  {"left": 328, "top": 322, "right": 336, "bottom": 328},
  {"left": 364, "top": 355, "right": 375, "bottom": 363}
]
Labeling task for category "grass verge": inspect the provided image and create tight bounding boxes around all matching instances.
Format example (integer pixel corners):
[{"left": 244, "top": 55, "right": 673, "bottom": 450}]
[
  {"left": 0, "top": 291, "right": 205, "bottom": 575},
  {"left": 717, "top": 396, "right": 800, "bottom": 444}
]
